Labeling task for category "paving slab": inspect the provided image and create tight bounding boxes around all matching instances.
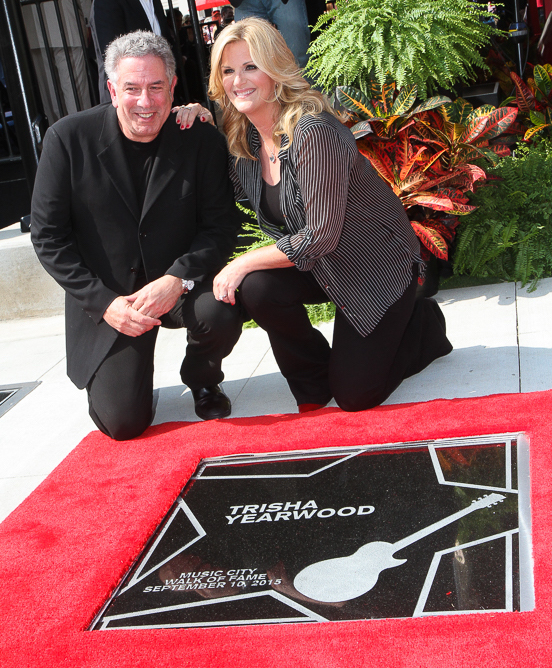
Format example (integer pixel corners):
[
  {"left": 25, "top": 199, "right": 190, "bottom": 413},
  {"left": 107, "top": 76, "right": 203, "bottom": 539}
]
[
  {"left": 1, "top": 279, "right": 552, "bottom": 525},
  {"left": 0, "top": 224, "right": 64, "bottom": 319},
  {"left": 515, "top": 278, "right": 552, "bottom": 393}
]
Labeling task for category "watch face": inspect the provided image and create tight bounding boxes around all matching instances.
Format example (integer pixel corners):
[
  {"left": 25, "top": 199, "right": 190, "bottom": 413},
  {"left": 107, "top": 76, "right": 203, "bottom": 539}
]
[{"left": 90, "top": 433, "right": 533, "bottom": 630}]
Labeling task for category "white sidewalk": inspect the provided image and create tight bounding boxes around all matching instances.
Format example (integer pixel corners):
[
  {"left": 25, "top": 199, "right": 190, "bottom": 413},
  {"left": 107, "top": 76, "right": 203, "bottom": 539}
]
[{"left": 1, "top": 277, "right": 552, "bottom": 524}]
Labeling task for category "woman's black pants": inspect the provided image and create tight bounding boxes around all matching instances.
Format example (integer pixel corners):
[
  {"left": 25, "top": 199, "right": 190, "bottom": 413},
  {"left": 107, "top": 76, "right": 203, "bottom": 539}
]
[{"left": 238, "top": 267, "right": 452, "bottom": 410}]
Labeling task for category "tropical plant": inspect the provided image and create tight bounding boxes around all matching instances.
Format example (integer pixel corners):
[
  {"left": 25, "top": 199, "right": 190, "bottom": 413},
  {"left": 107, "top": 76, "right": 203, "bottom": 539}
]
[
  {"left": 306, "top": 0, "right": 502, "bottom": 100},
  {"left": 503, "top": 64, "right": 552, "bottom": 140},
  {"left": 337, "top": 82, "right": 519, "bottom": 260},
  {"left": 453, "top": 140, "right": 552, "bottom": 290},
  {"left": 336, "top": 81, "right": 450, "bottom": 140}
]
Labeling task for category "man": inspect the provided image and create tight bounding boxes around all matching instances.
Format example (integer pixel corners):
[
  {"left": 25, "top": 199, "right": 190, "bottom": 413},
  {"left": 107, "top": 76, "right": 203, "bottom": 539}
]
[
  {"left": 220, "top": 5, "right": 235, "bottom": 28},
  {"left": 228, "top": 0, "right": 310, "bottom": 68},
  {"left": 31, "top": 31, "right": 242, "bottom": 441},
  {"left": 91, "top": 0, "right": 172, "bottom": 103}
]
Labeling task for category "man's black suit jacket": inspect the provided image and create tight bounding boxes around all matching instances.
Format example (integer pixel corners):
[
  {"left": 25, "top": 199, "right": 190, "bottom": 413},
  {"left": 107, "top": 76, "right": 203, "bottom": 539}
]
[
  {"left": 31, "top": 103, "right": 240, "bottom": 389},
  {"left": 93, "top": 0, "right": 171, "bottom": 56}
]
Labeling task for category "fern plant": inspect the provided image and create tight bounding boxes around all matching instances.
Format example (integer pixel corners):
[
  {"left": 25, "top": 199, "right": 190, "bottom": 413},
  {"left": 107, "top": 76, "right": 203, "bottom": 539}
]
[
  {"left": 306, "top": 0, "right": 501, "bottom": 100},
  {"left": 453, "top": 140, "right": 552, "bottom": 290}
]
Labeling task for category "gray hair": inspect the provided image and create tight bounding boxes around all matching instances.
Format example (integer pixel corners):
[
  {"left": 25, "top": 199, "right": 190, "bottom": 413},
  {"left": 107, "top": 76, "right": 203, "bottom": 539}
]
[{"left": 104, "top": 30, "right": 176, "bottom": 84}]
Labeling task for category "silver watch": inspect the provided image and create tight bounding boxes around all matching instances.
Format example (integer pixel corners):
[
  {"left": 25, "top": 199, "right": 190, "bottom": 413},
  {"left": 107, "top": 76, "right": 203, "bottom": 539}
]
[{"left": 181, "top": 279, "right": 195, "bottom": 294}]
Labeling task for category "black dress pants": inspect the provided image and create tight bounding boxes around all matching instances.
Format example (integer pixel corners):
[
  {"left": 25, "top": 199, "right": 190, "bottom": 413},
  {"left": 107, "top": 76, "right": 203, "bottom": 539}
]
[
  {"left": 87, "top": 279, "right": 242, "bottom": 441},
  {"left": 238, "top": 267, "right": 452, "bottom": 410}
]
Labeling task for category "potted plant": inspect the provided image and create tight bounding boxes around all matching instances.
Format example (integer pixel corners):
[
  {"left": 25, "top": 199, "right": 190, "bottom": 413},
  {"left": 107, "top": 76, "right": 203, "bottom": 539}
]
[{"left": 306, "top": 0, "right": 502, "bottom": 100}]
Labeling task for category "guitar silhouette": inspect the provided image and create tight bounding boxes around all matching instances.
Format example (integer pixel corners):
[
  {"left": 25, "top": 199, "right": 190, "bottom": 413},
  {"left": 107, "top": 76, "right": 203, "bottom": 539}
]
[{"left": 293, "top": 493, "right": 506, "bottom": 603}]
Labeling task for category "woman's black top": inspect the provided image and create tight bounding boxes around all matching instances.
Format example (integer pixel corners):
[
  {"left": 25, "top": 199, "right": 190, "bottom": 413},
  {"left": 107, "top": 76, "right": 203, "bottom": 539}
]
[{"left": 260, "top": 179, "right": 287, "bottom": 233}]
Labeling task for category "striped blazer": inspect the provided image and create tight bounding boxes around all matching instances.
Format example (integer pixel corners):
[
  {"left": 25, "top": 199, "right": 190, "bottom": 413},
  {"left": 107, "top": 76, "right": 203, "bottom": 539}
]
[{"left": 229, "top": 111, "right": 423, "bottom": 337}]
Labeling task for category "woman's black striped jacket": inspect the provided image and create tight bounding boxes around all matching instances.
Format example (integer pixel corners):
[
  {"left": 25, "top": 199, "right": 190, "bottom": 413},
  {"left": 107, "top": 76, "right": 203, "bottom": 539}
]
[{"left": 229, "top": 111, "right": 423, "bottom": 337}]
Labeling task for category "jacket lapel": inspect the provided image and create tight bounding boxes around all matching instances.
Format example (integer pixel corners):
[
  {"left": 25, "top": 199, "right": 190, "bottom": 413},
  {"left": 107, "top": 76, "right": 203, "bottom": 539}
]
[{"left": 97, "top": 106, "right": 141, "bottom": 222}]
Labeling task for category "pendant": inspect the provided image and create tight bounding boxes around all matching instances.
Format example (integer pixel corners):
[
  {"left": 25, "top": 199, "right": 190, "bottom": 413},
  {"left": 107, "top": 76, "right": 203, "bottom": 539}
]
[{"left": 269, "top": 153, "right": 276, "bottom": 163}]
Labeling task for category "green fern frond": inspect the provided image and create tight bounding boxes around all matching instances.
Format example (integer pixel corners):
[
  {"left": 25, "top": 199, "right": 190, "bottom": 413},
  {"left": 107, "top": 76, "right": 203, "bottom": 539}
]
[
  {"left": 232, "top": 205, "right": 335, "bottom": 326},
  {"left": 307, "top": 0, "right": 502, "bottom": 100},
  {"left": 454, "top": 140, "right": 552, "bottom": 290}
]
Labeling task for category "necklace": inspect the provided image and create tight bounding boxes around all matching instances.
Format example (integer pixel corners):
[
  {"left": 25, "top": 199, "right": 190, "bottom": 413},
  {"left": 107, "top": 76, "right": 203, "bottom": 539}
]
[{"left": 261, "top": 134, "right": 278, "bottom": 163}]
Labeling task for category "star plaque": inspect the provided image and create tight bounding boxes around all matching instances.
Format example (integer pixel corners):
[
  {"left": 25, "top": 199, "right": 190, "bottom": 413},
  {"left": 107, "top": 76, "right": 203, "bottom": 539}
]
[{"left": 91, "top": 433, "right": 533, "bottom": 629}]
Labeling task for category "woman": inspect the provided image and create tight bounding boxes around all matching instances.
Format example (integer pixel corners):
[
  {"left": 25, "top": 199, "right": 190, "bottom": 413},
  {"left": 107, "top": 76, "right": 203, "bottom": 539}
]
[{"left": 176, "top": 17, "right": 452, "bottom": 413}]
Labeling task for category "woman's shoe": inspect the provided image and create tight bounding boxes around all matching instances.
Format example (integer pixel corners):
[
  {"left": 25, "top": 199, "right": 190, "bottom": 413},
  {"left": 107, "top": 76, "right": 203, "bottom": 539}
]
[{"left": 298, "top": 402, "right": 328, "bottom": 414}]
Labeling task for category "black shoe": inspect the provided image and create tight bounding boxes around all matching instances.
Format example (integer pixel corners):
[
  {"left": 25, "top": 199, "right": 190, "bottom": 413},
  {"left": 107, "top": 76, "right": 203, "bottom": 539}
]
[{"left": 191, "top": 385, "right": 231, "bottom": 420}]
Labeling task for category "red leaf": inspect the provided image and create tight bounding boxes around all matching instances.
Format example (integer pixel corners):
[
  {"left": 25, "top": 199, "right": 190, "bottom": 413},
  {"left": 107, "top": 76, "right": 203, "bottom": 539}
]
[
  {"left": 437, "top": 187, "right": 469, "bottom": 203},
  {"left": 358, "top": 141, "right": 395, "bottom": 185},
  {"left": 510, "top": 71, "right": 535, "bottom": 112},
  {"left": 399, "top": 172, "right": 428, "bottom": 192},
  {"left": 422, "top": 148, "right": 448, "bottom": 172},
  {"left": 416, "top": 218, "right": 456, "bottom": 243},
  {"left": 476, "top": 106, "right": 518, "bottom": 141},
  {"left": 486, "top": 143, "right": 511, "bottom": 158},
  {"left": 456, "top": 163, "right": 487, "bottom": 189},
  {"left": 399, "top": 146, "right": 427, "bottom": 181},
  {"left": 460, "top": 116, "right": 489, "bottom": 144},
  {"left": 410, "top": 222, "right": 449, "bottom": 259},
  {"left": 448, "top": 202, "right": 478, "bottom": 215},
  {"left": 395, "top": 133, "right": 412, "bottom": 171},
  {"left": 411, "top": 194, "right": 455, "bottom": 211}
]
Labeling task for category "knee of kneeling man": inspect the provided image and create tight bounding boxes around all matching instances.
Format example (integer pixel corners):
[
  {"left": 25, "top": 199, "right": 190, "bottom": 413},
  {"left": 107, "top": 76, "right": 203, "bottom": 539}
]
[
  {"left": 196, "top": 301, "right": 243, "bottom": 336},
  {"left": 96, "top": 409, "right": 153, "bottom": 441}
]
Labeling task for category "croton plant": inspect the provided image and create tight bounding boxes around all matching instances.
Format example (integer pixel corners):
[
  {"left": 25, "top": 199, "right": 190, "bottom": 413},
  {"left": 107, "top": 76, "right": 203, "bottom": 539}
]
[
  {"left": 505, "top": 64, "right": 552, "bottom": 141},
  {"left": 337, "top": 81, "right": 519, "bottom": 261}
]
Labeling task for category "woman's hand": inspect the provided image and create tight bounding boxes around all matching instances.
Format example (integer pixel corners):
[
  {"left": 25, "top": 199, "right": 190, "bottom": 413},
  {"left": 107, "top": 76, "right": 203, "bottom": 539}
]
[
  {"left": 171, "top": 103, "right": 214, "bottom": 128},
  {"left": 214, "top": 245, "right": 293, "bottom": 305},
  {"left": 213, "top": 257, "right": 248, "bottom": 305}
]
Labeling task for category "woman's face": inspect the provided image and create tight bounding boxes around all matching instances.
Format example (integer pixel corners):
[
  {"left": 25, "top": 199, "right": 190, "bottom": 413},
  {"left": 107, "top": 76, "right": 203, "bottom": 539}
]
[{"left": 221, "top": 41, "right": 276, "bottom": 119}]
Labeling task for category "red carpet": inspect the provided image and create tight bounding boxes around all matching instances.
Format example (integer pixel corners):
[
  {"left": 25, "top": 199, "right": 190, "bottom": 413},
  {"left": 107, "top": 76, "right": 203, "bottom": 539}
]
[{"left": 1, "top": 391, "right": 551, "bottom": 667}]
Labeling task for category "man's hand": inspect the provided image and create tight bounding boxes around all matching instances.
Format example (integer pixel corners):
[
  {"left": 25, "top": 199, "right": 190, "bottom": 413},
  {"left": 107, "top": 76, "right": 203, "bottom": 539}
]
[
  {"left": 127, "top": 275, "right": 183, "bottom": 318},
  {"left": 103, "top": 296, "right": 161, "bottom": 336}
]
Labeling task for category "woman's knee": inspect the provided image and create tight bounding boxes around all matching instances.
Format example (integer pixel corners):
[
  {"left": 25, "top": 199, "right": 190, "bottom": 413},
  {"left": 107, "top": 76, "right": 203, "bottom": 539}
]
[
  {"left": 333, "top": 384, "right": 387, "bottom": 413},
  {"left": 239, "top": 271, "right": 280, "bottom": 314}
]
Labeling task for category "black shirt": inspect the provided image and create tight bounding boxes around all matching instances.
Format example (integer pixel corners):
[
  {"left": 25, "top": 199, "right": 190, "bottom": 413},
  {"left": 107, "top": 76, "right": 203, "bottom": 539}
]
[
  {"left": 121, "top": 132, "right": 162, "bottom": 212},
  {"left": 260, "top": 178, "right": 287, "bottom": 234}
]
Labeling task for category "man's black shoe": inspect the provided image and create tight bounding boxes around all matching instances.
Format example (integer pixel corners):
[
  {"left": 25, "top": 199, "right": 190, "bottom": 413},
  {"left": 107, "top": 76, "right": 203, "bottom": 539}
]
[{"left": 191, "top": 385, "right": 231, "bottom": 420}]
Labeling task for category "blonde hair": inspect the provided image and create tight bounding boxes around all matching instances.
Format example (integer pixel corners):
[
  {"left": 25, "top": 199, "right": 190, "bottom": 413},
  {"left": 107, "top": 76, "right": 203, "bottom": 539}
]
[{"left": 208, "top": 17, "right": 335, "bottom": 160}]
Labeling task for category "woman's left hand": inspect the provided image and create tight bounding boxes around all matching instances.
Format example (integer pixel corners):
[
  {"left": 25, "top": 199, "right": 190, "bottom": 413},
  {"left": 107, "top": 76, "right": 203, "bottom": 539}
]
[
  {"left": 172, "top": 104, "right": 214, "bottom": 128},
  {"left": 213, "top": 259, "right": 247, "bottom": 305}
]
